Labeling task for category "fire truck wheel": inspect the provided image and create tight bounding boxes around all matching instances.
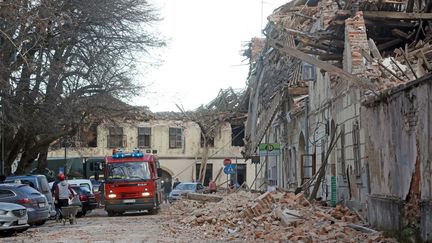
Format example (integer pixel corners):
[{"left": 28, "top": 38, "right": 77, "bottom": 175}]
[{"left": 148, "top": 208, "right": 159, "bottom": 215}]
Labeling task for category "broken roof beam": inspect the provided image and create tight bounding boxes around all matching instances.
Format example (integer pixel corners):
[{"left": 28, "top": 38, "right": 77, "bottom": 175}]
[
  {"left": 268, "top": 39, "right": 375, "bottom": 90},
  {"left": 365, "top": 19, "right": 417, "bottom": 28},
  {"left": 364, "top": 11, "right": 432, "bottom": 20},
  {"left": 337, "top": 10, "right": 432, "bottom": 20}
]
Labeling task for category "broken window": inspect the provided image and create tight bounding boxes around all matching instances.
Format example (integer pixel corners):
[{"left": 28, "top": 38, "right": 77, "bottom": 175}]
[
  {"left": 302, "top": 62, "right": 316, "bottom": 81},
  {"left": 195, "top": 163, "right": 213, "bottom": 186},
  {"left": 138, "top": 127, "right": 151, "bottom": 148},
  {"left": 200, "top": 133, "right": 214, "bottom": 147},
  {"left": 86, "top": 124, "right": 98, "bottom": 147},
  {"left": 231, "top": 124, "right": 245, "bottom": 146},
  {"left": 108, "top": 127, "right": 125, "bottom": 148},
  {"left": 169, "top": 127, "right": 182, "bottom": 149},
  {"left": 352, "top": 120, "right": 361, "bottom": 177}
]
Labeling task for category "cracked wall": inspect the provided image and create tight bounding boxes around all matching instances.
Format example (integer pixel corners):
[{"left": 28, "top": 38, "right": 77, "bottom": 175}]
[{"left": 361, "top": 80, "right": 432, "bottom": 241}]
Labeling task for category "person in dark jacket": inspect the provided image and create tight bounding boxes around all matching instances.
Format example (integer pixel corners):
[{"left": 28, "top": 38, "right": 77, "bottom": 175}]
[
  {"left": 163, "top": 179, "right": 172, "bottom": 203},
  {"left": 173, "top": 178, "right": 180, "bottom": 189}
]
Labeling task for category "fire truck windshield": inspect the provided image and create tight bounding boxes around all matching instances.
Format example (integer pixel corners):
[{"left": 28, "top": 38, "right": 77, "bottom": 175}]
[{"left": 107, "top": 162, "right": 151, "bottom": 181}]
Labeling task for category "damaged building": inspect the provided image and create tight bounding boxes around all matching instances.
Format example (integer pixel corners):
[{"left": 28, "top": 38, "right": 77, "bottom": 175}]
[
  {"left": 47, "top": 89, "right": 253, "bottom": 189},
  {"left": 242, "top": 0, "right": 432, "bottom": 241}
]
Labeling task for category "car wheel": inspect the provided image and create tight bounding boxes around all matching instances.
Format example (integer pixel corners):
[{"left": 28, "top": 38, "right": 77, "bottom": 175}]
[
  {"left": 34, "top": 220, "right": 46, "bottom": 226},
  {"left": 76, "top": 209, "right": 86, "bottom": 218},
  {"left": 107, "top": 210, "right": 116, "bottom": 217},
  {"left": 0, "top": 230, "right": 15, "bottom": 236},
  {"left": 15, "top": 227, "right": 29, "bottom": 233},
  {"left": 148, "top": 208, "right": 159, "bottom": 215}
]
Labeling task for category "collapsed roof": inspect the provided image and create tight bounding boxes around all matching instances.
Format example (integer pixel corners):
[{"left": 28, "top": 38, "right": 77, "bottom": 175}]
[{"left": 242, "top": 0, "right": 432, "bottom": 158}]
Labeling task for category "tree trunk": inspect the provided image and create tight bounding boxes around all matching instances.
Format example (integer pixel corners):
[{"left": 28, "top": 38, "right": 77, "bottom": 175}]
[
  {"left": 36, "top": 146, "right": 49, "bottom": 174},
  {"left": 15, "top": 151, "right": 37, "bottom": 175}
]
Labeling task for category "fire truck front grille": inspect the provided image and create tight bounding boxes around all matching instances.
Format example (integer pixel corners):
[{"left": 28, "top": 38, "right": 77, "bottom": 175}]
[
  {"left": 120, "top": 192, "right": 141, "bottom": 198},
  {"left": 117, "top": 184, "right": 139, "bottom": 187}
]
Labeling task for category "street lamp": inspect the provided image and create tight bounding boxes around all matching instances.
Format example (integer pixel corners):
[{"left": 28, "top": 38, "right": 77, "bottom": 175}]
[
  {"left": 63, "top": 136, "right": 70, "bottom": 174},
  {"left": 0, "top": 97, "right": 4, "bottom": 175}
]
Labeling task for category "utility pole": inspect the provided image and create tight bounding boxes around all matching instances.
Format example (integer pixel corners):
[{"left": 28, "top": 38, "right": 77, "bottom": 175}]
[
  {"left": 264, "top": 133, "right": 269, "bottom": 190},
  {"left": 0, "top": 98, "right": 4, "bottom": 175},
  {"left": 235, "top": 156, "right": 238, "bottom": 187},
  {"left": 63, "top": 136, "right": 68, "bottom": 174},
  {"left": 305, "top": 97, "right": 310, "bottom": 178}
]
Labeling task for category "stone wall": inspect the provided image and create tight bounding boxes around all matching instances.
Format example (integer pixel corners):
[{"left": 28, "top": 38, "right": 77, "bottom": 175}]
[{"left": 362, "top": 79, "right": 432, "bottom": 241}]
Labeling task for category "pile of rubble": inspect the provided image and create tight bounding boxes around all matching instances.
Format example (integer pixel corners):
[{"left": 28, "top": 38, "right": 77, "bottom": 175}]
[{"left": 164, "top": 191, "right": 397, "bottom": 242}]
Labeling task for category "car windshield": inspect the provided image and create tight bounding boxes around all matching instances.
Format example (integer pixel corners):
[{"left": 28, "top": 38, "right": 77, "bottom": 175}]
[
  {"left": 175, "top": 183, "right": 196, "bottom": 191},
  {"left": 107, "top": 162, "right": 151, "bottom": 181}
]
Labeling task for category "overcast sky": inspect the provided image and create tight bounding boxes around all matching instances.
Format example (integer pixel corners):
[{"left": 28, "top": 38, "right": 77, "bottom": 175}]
[{"left": 136, "top": 0, "right": 288, "bottom": 112}]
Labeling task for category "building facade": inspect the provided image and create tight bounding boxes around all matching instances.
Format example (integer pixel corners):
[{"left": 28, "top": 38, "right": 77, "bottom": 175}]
[{"left": 48, "top": 118, "right": 254, "bottom": 188}]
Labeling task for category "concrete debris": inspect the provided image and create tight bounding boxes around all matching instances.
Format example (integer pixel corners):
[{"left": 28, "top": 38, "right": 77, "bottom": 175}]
[
  {"left": 186, "top": 192, "right": 223, "bottom": 202},
  {"left": 163, "top": 191, "right": 398, "bottom": 242}
]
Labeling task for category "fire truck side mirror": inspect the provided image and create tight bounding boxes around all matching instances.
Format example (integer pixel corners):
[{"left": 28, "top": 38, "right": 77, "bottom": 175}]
[{"left": 157, "top": 168, "right": 162, "bottom": 178}]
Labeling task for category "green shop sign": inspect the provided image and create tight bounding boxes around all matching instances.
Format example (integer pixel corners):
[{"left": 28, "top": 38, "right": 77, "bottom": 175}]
[{"left": 258, "top": 143, "right": 281, "bottom": 156}]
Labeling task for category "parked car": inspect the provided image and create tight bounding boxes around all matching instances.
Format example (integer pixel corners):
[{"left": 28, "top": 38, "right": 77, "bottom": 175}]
[
  {"left": 5, "top": 175, "right": 56, "bottom": 218},
  {"left": 89, "top": 178, "right": 102, "bottom": 207},
  {"left": 67, "top": 179, "right": 93, "bottom": 192},
  {"left": 168, "top": 182, "right": 205, "bottom": 202},
  {"left": 68, "top": 179, "right": 102, "bottom": 207},
  {"left": 0, "top": 184, "right": 49, "bottom": 225},
  {"left": 70, "top": 185, "right": 97, "bottom": 217},
  {"left": 0, "top": 202, "right": 29, "bottom": 236}
]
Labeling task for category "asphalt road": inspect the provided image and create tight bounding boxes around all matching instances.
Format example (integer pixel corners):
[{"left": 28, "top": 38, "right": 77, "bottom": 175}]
[{"left": 4, "top": 207, "right": 176, "bottom": 243}]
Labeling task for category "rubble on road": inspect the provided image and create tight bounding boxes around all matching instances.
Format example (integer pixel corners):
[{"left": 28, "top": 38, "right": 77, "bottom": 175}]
[
  {"left": 185, "top": 192, "right": 223, "bottom": 202},
  {"left": 163, "top": 191, "right": 398, "bottom": 242}
]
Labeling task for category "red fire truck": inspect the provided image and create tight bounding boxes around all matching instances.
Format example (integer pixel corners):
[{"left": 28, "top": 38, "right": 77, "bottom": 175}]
[{"left": 103, "top": 149, "right": 162, "bottom": 216}]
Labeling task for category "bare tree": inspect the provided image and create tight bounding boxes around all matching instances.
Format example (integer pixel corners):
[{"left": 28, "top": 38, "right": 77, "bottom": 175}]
[
  {"left": 177, "top": 88, "right": 247, "bottom": 184},
  {"left": 0, "top": 0, "right": 164, "bottom": 174}
]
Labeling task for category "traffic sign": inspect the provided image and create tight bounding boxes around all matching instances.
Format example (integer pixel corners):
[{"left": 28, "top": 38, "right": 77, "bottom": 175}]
[
  {"left": 223, "top": 158, "right": 232, "bottom": 166},
  {"left": 223, "top": 164, "right": 236, "bottom": 175}
]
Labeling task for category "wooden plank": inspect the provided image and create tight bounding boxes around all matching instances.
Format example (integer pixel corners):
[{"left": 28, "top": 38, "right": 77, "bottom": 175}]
[
  {"left": 288, "top": 87, "right": 309, "bottom": 95},
  {"left": 377, "top": 38, "right": 404, "bottom": 51},
  {"left": 318, "top": 53, "right": 343, "bottom": 61},
  {"left": 268, "top": 40, "right": 375, "bottom": 89},
  {"left": 363, "top": 11, "right": 432, "bottom": 20},
  {"left": 365, "top": 19, "right": 417, "bottom": 28},
  {"left": 392, "top": 28, "right": 410, "bottom": 39},
  {"left": 368, "top": 38, "right": 383, "bottom": 60}
]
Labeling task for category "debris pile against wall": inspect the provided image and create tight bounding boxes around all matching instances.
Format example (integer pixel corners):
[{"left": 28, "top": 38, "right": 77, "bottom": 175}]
[{"left": 163, "top": 192, "right": 397, "bottom": 242}]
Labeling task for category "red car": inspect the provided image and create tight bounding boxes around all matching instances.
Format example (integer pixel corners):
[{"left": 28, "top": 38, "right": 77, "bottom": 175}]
[{"left": 70, "top": 185, "right": 98, "bottom": 217}]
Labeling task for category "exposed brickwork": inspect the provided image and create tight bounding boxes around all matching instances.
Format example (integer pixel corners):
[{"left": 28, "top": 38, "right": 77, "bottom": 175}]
[{"left": 344, "top": 11, "right": 369, "bottom": 75}]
